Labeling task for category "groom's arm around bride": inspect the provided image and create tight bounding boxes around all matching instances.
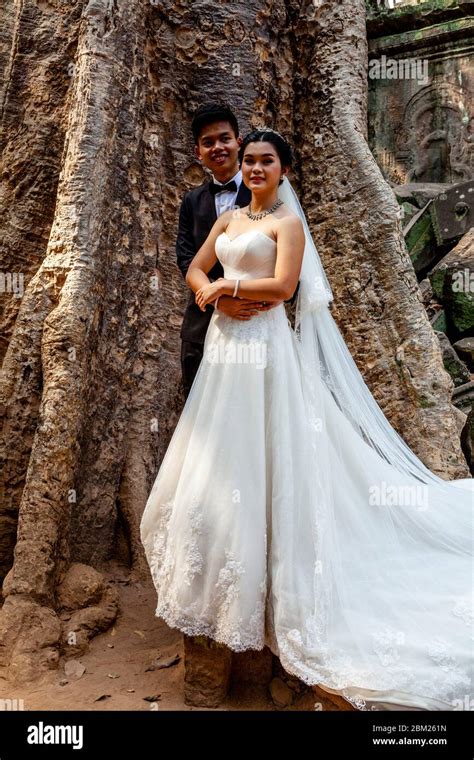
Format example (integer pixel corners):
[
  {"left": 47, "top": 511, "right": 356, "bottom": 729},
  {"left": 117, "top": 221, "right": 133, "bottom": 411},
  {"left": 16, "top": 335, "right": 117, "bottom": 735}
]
[{"left": 177, "top": 102, "right": 294, "bottom": 398}]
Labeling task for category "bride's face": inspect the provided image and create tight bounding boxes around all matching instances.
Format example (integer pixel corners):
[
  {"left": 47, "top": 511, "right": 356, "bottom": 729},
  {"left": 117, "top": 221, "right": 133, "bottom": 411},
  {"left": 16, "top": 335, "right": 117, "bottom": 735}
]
[{"left": 241, "top": 142, "right": 286, "bottom": 193}]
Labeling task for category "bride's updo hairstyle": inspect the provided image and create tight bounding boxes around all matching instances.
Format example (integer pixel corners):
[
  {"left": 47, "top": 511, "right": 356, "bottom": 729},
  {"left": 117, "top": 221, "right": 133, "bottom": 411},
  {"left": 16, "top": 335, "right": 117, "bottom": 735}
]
[{"left": 238, "top": 128, "right": 294, "bottom": 184}]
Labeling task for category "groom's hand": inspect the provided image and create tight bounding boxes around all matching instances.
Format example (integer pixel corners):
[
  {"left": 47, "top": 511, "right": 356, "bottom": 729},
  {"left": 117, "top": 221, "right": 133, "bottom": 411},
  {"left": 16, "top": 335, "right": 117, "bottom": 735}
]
[
  {"left": 216, "top": 295, "right": 260, "bottom": 320},
  {"left": 216, "top": 295, "right": 269, "bottom": 321},
  {"left": 258, "top": 299, "right": 284, "bottom": 311}
]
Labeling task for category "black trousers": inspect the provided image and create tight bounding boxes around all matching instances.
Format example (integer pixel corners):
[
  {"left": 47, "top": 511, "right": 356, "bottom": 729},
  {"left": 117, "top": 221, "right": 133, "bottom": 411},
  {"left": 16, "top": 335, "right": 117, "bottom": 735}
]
[{"left": 180, "top": 339, "right": 204, "bottom": 399}]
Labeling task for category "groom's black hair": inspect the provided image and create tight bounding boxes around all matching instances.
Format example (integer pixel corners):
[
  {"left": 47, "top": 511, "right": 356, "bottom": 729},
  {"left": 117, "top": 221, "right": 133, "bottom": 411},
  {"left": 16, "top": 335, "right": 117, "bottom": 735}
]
[{"left": 192, "top": 103, "right": 239, "bottom": 144}]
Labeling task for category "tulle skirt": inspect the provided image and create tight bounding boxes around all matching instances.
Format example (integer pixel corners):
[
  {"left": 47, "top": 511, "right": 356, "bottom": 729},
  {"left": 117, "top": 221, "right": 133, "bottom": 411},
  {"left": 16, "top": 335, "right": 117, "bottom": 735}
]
[{"left": 140, "top": 304, "right": 474, "bottom": 711}]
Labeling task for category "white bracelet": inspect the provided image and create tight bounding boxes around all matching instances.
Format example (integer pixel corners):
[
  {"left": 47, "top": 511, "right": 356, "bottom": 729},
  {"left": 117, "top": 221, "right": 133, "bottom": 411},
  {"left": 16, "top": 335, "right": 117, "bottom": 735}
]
[
  {"left": 214, "top": 296, "right": 220, "bottom": 310},
  {"left": 232, "top": 279, "right": 240, "bottom": 298}
]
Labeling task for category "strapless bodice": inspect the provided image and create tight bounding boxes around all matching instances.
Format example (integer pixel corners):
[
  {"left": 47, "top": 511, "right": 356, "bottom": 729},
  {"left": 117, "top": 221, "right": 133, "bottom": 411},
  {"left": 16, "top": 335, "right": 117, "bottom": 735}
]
[{"left": 215, "top": 230, "right": 277, "bottom": 279}]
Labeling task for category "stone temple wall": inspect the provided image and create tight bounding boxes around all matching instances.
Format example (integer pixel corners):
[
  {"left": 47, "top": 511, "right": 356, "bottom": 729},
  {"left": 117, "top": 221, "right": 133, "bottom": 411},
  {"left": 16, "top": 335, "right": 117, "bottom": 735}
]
[
  {"left": 367, "top": 0, "right": 473, "bottom": 184},
  {"left": 367, "top": 1, "right": 474, "bottom": 472}
]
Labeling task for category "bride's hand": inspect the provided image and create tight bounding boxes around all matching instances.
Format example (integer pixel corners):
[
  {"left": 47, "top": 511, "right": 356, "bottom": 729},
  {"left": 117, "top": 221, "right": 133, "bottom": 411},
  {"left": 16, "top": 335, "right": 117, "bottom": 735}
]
[{"left": 195, "top": 279, "right": 226, "bottom": 311}]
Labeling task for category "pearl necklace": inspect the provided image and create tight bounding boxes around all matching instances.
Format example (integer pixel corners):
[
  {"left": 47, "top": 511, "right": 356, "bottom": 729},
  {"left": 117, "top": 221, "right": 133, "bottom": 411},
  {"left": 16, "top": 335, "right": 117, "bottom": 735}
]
[{"left": 246, "top": 198, "right": 283, "bottom": 221}]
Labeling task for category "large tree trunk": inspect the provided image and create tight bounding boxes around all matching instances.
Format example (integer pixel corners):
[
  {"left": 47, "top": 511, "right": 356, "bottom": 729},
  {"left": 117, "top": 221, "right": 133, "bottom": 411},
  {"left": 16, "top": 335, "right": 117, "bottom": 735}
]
[
  {"left": 0, "top": 0, "right": 468, "bottom": 685},
  {"left": 290, "top": 0, "right": 469, "bottom": 478}
]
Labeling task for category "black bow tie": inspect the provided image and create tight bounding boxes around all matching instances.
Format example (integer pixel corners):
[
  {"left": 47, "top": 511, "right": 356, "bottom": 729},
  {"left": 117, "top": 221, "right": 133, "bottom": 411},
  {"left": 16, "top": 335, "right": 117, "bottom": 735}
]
[{"left": 209, "top": 180, "right": 237, "bottom": 196}]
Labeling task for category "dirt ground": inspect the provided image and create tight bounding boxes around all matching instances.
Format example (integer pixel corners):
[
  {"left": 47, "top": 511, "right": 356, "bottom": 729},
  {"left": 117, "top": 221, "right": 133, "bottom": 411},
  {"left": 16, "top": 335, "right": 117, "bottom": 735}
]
[{"left": 0, "top": 573, "right": 325, "bottom": 712}]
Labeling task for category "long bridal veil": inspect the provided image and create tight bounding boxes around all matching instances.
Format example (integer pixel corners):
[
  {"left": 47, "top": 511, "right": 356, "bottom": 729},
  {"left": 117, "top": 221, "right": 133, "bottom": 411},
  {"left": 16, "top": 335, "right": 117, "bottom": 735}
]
[
  {"left": 279, "top": 176, "right": 472, "bottom": 492},
  {"left": 273, "top": 177, "right": 473, "bottom": 711}
]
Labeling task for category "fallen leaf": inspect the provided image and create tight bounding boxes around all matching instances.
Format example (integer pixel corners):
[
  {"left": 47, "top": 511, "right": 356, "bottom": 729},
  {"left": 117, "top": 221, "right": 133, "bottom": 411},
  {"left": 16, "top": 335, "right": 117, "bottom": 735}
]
[{"left": 133, "top": 630, "right": 145, "bottom": 639}]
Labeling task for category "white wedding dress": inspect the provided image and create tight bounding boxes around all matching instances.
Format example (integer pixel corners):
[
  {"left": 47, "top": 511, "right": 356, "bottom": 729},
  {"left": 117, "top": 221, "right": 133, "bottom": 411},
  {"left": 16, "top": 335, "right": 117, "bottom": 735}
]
[{"left": 140, "top": 227, "right": 473, "bottom": 712}]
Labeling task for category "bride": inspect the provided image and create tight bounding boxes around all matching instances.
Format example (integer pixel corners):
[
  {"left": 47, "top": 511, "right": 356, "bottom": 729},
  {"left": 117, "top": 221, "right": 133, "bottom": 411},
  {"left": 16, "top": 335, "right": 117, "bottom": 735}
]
[{"left": 140, "top": 128, "right": 473, "bottom": 712}]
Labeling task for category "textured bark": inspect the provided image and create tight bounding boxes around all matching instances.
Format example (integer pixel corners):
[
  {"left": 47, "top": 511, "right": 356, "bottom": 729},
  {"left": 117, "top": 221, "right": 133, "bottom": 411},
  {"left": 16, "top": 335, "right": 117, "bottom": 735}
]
[
  {"left": 290, "top": 0, "right": 469, "bottom": 478},
  {"left": 0, "top": 0, "right": 469, "bottom": 684}
]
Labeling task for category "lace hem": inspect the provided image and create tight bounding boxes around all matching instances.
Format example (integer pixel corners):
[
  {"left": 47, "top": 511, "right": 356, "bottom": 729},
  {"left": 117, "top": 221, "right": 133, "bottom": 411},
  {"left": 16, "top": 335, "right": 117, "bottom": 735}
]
[
  {"left": 154, "top": 600, "right": 266, "bottom": 653},
  {"left": 276, "top": 628, "right": 471, "bottom": 712}
]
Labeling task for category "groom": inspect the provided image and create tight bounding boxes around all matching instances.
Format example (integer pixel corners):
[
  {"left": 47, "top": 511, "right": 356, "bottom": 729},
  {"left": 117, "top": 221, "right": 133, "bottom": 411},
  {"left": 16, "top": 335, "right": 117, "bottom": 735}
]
[{"left": 176, "top": 102, "right": 298, "bottom": 397}]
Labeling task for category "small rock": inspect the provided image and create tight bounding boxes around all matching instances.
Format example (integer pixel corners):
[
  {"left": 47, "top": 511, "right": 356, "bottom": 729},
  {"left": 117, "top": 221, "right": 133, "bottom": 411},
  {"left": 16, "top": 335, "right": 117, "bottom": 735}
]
[
  {"left": 269, "top": 677, "right": 293, "bottom": 708},
  {"left": 143, "top": 694, "right": 161, "bottom": 702},
  {"left": 419, "top": 278, "right": 433, "bottom": 306},
  {"left": 64, "top": 660, "right": 86, "bottom": 679},
  {"left": 146, "top": 654, "right": 180, "bottom": 671},
  {"left": 94, "top": 694, "right": 111, "bottom": 702},
  {"left": 57, "top": 563, "right": 105, "bottom": 612},
  {"left": 126, "top": 689, "right": 135, "bottom": 693},
  {"left": 107, "top": 673, "right": 120, "bottom": 679},
  {"left": 158, "top": 654, "right": 180, "bottom": 669},
  {"left": 436, "top": 332, "right": 471, "bottom": 386},
  {"left": 454, "top": 337, "right": 474, "bottom": 372},
  {"left": 58, "top": 679, "right": 69, "bottom": 686}
]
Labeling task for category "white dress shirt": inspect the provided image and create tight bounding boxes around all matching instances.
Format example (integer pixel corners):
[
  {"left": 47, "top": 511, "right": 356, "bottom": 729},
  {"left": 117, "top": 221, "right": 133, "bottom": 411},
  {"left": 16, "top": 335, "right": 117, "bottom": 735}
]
[
  {"left": 212, "top": 169, "right": 242, "bottom": 217},
  {"left": 210, "top": 169, "right": 243, "bottom": 307}
]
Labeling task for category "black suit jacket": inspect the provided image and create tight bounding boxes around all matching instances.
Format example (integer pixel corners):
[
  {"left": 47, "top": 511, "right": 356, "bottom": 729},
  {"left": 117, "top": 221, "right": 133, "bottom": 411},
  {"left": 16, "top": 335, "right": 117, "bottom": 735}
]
[{"left": 176, "top": 179, "right": 299, "bottom": 344}]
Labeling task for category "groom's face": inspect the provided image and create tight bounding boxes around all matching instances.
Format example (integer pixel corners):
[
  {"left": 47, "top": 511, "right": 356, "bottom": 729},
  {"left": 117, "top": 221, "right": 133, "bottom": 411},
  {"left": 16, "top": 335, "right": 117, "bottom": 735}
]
[{"left": 195, "top": 121, "right": 242, "bottom": 181}]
